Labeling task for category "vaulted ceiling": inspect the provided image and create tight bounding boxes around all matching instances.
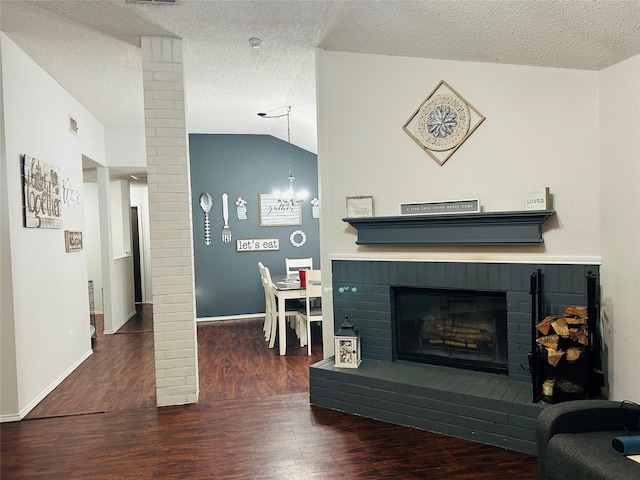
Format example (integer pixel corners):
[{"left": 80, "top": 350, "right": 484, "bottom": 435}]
[{"left": 3, "top": 0, "right": 640, "bottom": 155}]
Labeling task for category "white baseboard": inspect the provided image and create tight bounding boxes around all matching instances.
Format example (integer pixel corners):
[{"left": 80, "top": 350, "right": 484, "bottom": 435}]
[
  {"left": 104, "top": 309, "right": 137, "bottom": 334},
  {"left": 197, "top": 313, "right": 265, "bottom": 323},
  {"left": 0, "top": 412, "right": 22, "bottom": 423}
]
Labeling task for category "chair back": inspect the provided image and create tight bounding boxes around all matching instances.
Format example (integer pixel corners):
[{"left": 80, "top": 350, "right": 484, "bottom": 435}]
[
  {"left": 262, "top": 265, "right": 278, "bottom": 311},
  {"left": 285, "top": 257, "right": 313, "bottom": 277},
  {"left": 300, "top": 269, "right": 322, "bottom": 355},
  {"left": 303, "top": 270, "right": 322, "bottom": 313},
  {"left": 258, "top": 262, "right": 271, "bottom": 307}
]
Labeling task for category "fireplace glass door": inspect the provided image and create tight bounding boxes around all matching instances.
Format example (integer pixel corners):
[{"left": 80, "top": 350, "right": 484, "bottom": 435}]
[{"left": 395, "top": 287, "right": 508, "bottom": 374}]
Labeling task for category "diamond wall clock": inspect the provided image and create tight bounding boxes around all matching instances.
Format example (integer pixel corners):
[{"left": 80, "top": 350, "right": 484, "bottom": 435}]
[{"left": 403, "top": 80, "right": 485, "bottom": 166}]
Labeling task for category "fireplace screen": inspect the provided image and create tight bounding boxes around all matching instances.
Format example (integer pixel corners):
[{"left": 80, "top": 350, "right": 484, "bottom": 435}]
[{"left": 395, "top": 287, "right": 508, "bottom": 374}]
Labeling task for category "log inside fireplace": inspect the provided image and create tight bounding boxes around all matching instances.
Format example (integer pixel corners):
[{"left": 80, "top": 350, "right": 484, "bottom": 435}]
[{"left": 394, "top": 287, "right": 508, "bottom": 374}]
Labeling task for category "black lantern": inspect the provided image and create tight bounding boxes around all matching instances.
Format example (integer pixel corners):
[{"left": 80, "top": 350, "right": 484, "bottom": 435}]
[{"left": 334, "top": 316, "right": 361, "bottom": 368}]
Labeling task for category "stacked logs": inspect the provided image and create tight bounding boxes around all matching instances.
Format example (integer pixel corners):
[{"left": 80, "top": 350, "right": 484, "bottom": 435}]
[{"left": 536, "top": 305, "right": 588, "bottom": 366}]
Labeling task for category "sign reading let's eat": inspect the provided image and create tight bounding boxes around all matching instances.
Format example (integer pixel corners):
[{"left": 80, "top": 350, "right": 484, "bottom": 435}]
[{"left": 236, "top": 238, "right": 280, "bottom": 252}]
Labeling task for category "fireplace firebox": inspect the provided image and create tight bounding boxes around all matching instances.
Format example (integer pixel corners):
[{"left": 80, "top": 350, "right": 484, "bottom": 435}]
[{"left": 395, "top": 287, "right": 508, "bottom": 374}]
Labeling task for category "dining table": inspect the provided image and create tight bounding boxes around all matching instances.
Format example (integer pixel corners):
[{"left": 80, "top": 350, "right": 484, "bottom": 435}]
[{"left": 271, "top": 274, "right": 319, "bottom": 355}]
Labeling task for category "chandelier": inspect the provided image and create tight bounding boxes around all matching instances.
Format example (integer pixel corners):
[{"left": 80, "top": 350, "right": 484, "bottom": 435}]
[{"left": 258, "top": 106, "right": 308, "bottom": 203}]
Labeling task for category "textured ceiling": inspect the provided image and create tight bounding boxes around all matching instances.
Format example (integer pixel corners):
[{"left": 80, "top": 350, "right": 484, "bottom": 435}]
[{"left": 2, "top": 0, "right": 640, "bottom": 157}]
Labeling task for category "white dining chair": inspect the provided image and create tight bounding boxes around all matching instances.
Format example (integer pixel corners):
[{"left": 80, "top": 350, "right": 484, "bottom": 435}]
[
  {"left": 257, "top": 262, "right": 273, "bottom": 340},
  {"left": 262, "top": 264, "right": 298, "bottom": 349},
  {"left": 297, "top": 269, "right": 322, "bottom": 355},
  {"left": 285, "top": 257, "right": 313, "bottom": 277}
]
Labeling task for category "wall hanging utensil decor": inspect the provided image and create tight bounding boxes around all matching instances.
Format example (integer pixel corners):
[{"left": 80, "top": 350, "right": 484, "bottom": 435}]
[
  {"left": 403, "top": 80, "right": 485, "bottom": 166},
  {"left": 221, "top": 193, "right": 231, "bottom": 243},
  {"left": 199, "top": 192, "right": 213, "bottom": 245}
]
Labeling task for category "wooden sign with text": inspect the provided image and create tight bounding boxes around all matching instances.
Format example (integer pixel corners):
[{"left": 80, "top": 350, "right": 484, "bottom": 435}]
[{"left": 236, "top": 238, "right": 280, "bottom": 252}]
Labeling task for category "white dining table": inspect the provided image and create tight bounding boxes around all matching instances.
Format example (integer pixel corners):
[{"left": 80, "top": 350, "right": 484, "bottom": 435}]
[{"left": 271, "top": 275, "right": 318, "bottom": 355}]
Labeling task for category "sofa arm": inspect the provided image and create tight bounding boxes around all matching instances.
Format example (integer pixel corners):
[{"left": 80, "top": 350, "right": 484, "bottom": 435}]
[{"left": 536, "top": 400, "right": 640, "bottom": 480}]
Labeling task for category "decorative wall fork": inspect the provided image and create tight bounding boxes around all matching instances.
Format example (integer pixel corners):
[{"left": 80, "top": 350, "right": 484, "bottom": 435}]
[{"left": 221, "top": 193, "right": 231, "bottom": 243}]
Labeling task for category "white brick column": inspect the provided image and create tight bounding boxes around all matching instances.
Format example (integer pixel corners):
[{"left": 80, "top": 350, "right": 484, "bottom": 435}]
[{"left": 141, "top": 36, "right": 198, "bottom": 406}]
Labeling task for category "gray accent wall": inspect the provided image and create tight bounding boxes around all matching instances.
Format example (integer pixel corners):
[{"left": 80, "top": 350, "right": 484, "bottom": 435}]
[{"left": 189, "top": 134, "right": 319, "bottom": 318}]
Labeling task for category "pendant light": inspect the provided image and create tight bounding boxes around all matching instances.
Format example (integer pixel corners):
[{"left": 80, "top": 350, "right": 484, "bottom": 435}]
[{"left": 257, "top": 106, "right": 308, "bottom": 203}]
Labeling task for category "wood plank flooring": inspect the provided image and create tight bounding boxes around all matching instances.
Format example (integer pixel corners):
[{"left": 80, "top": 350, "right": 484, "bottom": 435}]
[{"left": 1, "top": 305, "right": 538, "bottom": 479}]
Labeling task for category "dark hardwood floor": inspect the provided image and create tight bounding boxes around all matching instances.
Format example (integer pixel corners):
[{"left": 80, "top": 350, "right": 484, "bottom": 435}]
[{"left": 1, "top": 305, "right": 537, "bottom": 479}]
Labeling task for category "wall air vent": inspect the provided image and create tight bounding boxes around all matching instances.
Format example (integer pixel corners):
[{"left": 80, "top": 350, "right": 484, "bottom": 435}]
[{"left": 69, "top": 115, "right": 78, "bottom": 135}]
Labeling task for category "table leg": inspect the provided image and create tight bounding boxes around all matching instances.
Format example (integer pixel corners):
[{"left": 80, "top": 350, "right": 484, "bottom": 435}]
[{"left": 278, "top": 296, "right": 287, "bottom": 355}]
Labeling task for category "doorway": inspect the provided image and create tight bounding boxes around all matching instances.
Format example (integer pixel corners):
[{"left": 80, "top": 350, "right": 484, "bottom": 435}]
[{"left": 131, "top": 206, "right": 142, "bottom": 303}]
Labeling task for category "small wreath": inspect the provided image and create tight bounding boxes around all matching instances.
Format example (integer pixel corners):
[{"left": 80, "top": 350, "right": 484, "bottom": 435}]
[{"left": 290, "top": 230, "right": 307, "bottom": 248}]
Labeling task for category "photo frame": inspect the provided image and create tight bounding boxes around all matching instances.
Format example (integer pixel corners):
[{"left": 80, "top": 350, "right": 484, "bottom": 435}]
[
  {"left": 65, "top": 230, "right": 83, "bottom": 252},
  {"left": 259, "top": 193, "right": 302, "bottom": 226},
  {"left": 346, "top": 196, "right": 375, "bottom": 218}
]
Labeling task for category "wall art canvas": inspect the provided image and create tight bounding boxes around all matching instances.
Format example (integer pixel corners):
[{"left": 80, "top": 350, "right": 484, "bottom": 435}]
[
  {"left": 22, "top": 155, "right": 62, "bottom": 228},
  {"left": 259, "top": 193, "right": 302, "bottom": 226},
  {"left": 403, "top": 80, "right": 485, "bottom": 166}
]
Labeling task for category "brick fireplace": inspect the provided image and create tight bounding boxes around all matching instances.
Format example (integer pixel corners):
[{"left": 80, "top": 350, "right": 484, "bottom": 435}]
[{"left": 309, "top": 259, "right": 599, "bottom": 454}]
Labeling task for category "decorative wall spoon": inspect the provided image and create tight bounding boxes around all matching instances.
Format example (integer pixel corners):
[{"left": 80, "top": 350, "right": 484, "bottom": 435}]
[{"left": 199, "top": 192, "right": 213, "bottom": 245}]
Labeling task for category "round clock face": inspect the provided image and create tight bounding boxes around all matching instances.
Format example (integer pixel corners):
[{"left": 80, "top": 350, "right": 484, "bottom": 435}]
[{"left": 415, "top": 94, "right": 471, "bottom": 152}]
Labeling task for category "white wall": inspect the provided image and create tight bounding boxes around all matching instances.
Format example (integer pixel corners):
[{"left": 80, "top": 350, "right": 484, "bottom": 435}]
[
  {"left": 83, "top": 183, "right": 103, "bottom": 312},
  {"left": 599, "top": 55, "right": 640, "bottom": 402},
  {"left": 1, "top": 33, "right": 106, "bottom": 418},
  {"left": 317, "top": 51, "right": 600, "bottom": 263},
  {"left": 130, "top": 183, "right": 152, "bottom": 304},
  {"left": 110, "top": 180, "right": 132, "bottom": 258},
  {"left": 1, "top": 39, "right": 20, "bottom": 419},
  {"left": 105, "top": 125, "right": 146, "bottom": 168}
]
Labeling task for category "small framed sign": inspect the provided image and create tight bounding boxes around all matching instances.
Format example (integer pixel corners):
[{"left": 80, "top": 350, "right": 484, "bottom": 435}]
[
  {"left": 400, "top": 199, "right": 480, "bottom": 215},
  {"left": 236, "top": 238, "right": 280, "bottom": 252},
  {"left": 346, "top": 196, "right": 374, "bottom": 218},
  {"left": 525, "top": 187, "right": 551, "bottom": 210},
  {"left": 65, "top": 230, "right": 83, "bottom": 252}
]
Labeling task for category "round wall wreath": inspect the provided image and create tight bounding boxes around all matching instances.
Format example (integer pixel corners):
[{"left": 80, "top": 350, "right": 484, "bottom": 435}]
[{"left": 289, "top": 230, "right": 307, "bottom": 248}]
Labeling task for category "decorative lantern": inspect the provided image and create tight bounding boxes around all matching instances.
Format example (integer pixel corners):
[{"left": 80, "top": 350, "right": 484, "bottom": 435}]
[{"left": 334, "top": 316, "right": 361, "bottom": 368}]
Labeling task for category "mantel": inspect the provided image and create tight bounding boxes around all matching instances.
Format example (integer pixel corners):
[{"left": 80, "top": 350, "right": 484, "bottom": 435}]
[{"left": 342, "top": 210, "right": 556, "bottom": 246}]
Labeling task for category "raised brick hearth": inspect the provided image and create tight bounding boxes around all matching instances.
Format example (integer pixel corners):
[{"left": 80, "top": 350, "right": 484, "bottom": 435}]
[{"left": 309, "top": 259, "right": 599, "bottom": 454}]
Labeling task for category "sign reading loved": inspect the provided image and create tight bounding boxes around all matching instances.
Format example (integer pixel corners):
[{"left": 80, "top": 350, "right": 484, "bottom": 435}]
[{"left": 236, "top": 238, "right": 280, "bottom": 252}]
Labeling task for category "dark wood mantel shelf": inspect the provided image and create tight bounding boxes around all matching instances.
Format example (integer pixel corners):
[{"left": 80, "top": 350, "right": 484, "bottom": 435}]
[{"left": 342, "top": 210, "right": 556, "bottom": 246}]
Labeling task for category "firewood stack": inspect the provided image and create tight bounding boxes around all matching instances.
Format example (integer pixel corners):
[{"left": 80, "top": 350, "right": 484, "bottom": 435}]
[
  {"left": 420, "top": 323, "right": 494, "bottom": 350},
  {"left": 536, "top": 306, "right": 588, "bottom": 366}
]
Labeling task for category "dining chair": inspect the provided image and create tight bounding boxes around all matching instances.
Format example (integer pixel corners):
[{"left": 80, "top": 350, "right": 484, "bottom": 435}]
[
  {"left": 257, "top": 262, "right": 272, "bottom": 340},
  {"left": 297, "top": 269, "right": 322, "bottom": 355},
  {"left": 285, "top": 257, "right": 313, "bottom": 277},
  {"left": 262, "top": 264, "right": 298, "bottom": 349}
]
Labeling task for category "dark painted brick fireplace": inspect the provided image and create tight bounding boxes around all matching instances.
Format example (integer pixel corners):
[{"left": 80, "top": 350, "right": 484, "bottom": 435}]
[{"left": 309, "top": 259, "right": 599, "bottom": 454}]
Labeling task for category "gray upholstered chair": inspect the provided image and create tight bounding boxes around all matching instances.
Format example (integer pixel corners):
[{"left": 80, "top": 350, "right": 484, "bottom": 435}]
[{"left": 536, "top": 399, "right": 640, "bottom": 480}]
